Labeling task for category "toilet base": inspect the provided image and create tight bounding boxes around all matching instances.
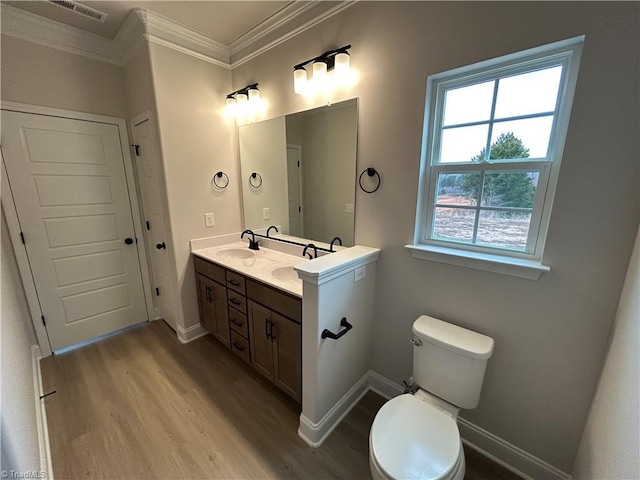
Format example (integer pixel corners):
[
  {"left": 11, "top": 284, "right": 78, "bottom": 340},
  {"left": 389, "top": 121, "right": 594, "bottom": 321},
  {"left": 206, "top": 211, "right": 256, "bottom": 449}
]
[{"left": 369, "top": 438, "right": 466, "bottom": 480}]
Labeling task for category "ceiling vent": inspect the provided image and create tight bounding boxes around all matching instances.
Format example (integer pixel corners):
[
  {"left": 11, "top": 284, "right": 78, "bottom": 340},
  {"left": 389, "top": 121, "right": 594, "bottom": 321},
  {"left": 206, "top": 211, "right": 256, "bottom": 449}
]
[{"left": 48, "top": 0, "right": 108, "bottom": 23}]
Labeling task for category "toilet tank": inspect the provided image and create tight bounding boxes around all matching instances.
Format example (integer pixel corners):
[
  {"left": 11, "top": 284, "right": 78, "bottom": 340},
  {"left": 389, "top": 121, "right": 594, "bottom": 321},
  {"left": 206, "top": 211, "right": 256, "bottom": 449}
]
[{"left": 412, "top": 315, "right": 494, "bottom": 409}]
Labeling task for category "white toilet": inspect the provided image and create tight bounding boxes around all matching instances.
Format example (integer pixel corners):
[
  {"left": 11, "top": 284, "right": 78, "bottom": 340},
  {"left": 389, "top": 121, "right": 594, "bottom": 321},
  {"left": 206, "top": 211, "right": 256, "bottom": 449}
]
[{"left": 369, "top": 315, "right": 494, "bottom": 480}]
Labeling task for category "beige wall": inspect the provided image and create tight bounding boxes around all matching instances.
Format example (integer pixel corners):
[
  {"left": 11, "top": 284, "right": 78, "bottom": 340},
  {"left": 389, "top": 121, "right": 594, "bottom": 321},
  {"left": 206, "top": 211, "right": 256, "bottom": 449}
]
[
  {"left": 0, "top": 35, "right": 127, "bottom": 118},
  {"left": 0, "top": 209, "right": 41, "bottom": 472},
  {"left": 572, "top": 226, "right": 640, "bottom": 479},
  {"left": 232, "top": 2, "right": 640, "bottom": 473},
  {"left": 148, "top": 43, "right": 238, "bottom": 330}
]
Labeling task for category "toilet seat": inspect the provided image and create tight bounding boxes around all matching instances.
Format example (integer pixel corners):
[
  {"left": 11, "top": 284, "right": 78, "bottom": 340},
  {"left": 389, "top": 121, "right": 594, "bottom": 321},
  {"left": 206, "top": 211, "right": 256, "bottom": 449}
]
[{"left": 370, "top": 394, "right": 461, "bottom": 480}]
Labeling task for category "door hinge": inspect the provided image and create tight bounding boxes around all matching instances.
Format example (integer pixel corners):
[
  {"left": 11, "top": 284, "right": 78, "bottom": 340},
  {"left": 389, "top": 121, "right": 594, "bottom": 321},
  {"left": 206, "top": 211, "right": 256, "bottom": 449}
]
[
  {"left": 145, "top": 220, "right": 150, "bottom": 230},
  {"left": 41, "top": 315, "right": 46, "bottom": 326},
  {"left": 155, "top": 287, "right": 160, "bottom": 296},
  {"left": 298, "top": 206, "right": 301, "bottom": 213},
  {"left": 297, "top": 161, "right": 300, "bottom": 167},
  {"left": 131, "top": 144, "right": 140, "bottom": 156},
  {"left": 20, "top": 231, "right": 25, "bottom": 244}
]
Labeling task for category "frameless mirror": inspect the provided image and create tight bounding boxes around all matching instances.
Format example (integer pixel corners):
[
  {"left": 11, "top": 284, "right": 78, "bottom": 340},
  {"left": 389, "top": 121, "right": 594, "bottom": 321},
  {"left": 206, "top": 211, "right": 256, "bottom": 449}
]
[{"left": 239, "top": 98, "right": 358, "bottom": 247}]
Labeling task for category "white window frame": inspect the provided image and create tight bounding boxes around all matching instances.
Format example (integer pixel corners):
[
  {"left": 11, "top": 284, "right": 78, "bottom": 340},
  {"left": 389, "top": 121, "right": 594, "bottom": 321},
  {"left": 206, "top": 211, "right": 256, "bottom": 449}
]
[{"left": 408, "top": 36, "right": 584, "bottom": 280}]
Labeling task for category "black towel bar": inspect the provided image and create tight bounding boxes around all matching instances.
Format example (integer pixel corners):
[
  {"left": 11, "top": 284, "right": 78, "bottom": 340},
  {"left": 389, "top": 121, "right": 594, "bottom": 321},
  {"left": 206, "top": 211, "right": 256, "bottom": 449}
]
[{"left": 321, "top": 318, "right": 352, "bottom": 340}]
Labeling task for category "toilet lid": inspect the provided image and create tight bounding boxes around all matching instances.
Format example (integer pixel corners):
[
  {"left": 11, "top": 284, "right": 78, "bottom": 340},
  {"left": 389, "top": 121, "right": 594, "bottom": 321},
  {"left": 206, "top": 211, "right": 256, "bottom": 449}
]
[{"left": 370, "top": 394, "right": 460, "bottom": 480}]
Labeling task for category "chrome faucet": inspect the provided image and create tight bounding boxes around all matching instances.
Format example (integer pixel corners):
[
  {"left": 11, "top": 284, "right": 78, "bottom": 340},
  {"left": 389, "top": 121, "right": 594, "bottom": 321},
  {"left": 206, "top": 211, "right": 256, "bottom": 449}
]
[
  {"left": 266, "top": 225, "right": 279, "bottom": 238},
  {"left": 329, "top": 236, "right": 343, "bottom": 252},
  {"left": 302, "top": 243, "right": 318, "bottom": 259},
  {"left": 241, "top": 229, "right": 260, "bottom": 250}
]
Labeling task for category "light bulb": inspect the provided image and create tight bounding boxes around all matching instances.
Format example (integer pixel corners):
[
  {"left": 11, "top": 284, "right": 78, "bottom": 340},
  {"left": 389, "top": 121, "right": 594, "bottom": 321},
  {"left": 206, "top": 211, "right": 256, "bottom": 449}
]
[{"left": 294, "top": 67, "right": 308, "bottom": 94}]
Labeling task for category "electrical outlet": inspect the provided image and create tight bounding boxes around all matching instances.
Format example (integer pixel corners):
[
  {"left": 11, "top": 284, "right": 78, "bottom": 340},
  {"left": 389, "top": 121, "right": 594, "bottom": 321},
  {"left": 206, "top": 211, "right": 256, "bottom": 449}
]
[
  {"left": 345, "top": 203, "right": 354, "bottom": 214},
  {"left": 205, "top": 213, "right": 215, "bottom": 227},
  {"left": 263, "top": 208, "right": 270, "bottom": 220},
  {"left": 354, "top": 266, "right": 366, "bottom": 282}
]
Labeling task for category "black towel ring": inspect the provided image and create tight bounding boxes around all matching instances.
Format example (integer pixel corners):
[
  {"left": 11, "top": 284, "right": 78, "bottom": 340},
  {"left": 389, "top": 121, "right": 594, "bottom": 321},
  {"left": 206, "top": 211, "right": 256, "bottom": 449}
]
[
  {"left": 249, "top": 172, "right": 263, "bottom": 188},
  {"left": 358, "top": 167, "right": 381, "bottom": 193},
  {"left": 212, "top": 171, "right": 229, "bottom": 189}
]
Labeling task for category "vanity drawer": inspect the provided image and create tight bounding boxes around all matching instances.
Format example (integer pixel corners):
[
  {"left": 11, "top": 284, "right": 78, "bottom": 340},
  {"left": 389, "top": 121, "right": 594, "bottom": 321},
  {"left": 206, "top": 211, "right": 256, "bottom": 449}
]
[
  {"left": 194, "top": 256, "right": 225, "bottom": 285},
  {"left": 246, "top": 279, "right": 301, "bottom": 324},
  {"left": 230, "top": 330, "right": 250, "bottom": 363},
  {"left": 228, "top": 308, "right": 249, "bottom": 338},
  {"left": 226, "top": 270, "right": 246, "bottom": 295},
  {"left": 227, "top": 290, "right": 247, "bottom": 314}
]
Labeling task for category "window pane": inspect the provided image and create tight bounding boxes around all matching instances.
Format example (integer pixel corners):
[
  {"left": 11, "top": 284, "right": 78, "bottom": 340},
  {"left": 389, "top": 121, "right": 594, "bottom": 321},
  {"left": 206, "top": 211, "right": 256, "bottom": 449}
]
[
  {"left": 443, "top": 81, "right": 494, "bottom": 126},
  {"left": 432, "top": 207, "right": 475, "bottom": 242},
  {"left": 490, "top": 117, "right": 553, "bottom": 159},
  {"left": 440, "top": 124, "right": 489, "bottom": 163},
  {"left": 436, "top": 173, "right": 478, "bottom": 206},
  {"left": 481, "top": 171, "right": 539, "bottom": 208},
  {"left": 494, "top": 66, "right": 562, "bottom": 119},
  {"left": 476, "top": 210, "right": 532, "bottom": 250}
]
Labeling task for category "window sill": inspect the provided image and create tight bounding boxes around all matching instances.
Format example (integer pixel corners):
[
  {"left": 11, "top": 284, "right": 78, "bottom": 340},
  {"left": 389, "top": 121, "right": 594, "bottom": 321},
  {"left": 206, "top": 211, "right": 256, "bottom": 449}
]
[{"left": 405, "top": 244, "right": 550, "bottom": 280}]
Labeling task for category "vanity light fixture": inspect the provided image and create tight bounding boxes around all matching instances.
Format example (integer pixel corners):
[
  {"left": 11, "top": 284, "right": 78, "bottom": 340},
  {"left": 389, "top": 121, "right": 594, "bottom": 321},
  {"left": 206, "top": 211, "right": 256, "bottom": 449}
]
[
  {"left": 225, "top": 83, "right": 260, "bottom": 117},
  {"left": 293, "top": 45, "right": 351, "bottom": 95}
]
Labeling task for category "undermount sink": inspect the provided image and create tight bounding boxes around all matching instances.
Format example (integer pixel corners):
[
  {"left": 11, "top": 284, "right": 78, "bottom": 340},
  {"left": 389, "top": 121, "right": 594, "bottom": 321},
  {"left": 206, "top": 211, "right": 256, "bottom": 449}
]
[
  {"left": 270, "top": 266, "right": 299, "bottom": 283},
  {"left": 214, "top": 248, "right": 255, "bottom": 260}
]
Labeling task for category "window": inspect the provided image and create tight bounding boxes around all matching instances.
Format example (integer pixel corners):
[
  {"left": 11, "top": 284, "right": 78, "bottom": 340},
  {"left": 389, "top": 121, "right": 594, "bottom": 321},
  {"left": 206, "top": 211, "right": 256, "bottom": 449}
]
[{"left": 409, "top": 37, "right": 583, "bottom": 279}]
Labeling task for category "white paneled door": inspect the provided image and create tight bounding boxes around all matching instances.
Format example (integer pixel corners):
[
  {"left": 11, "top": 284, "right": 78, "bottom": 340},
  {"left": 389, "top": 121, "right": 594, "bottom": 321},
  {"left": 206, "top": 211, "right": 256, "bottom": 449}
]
[
  {"left": 2, "top": 111, "right": 148, "bottom": 351},
  {"left": 131, "top": 115, "right": 176, "bottom": 330}
]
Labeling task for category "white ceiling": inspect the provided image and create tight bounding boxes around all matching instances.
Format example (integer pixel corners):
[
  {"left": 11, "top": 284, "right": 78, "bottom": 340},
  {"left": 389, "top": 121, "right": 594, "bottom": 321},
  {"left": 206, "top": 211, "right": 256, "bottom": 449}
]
[{"left": 4, "top": 0, "right": 291, "bottom": 44}]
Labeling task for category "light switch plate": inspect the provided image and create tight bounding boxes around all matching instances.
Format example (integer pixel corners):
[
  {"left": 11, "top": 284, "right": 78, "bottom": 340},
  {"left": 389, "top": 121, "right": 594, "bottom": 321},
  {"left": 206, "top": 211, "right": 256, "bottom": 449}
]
[
  {"left": 355, "top": 266, "right": 366, "bottom": 282},
  {"left": 205, "top": 212, "right": 215, "bottom": 227},
  {"left": 345, "top": 203, "right": 354, "bottom": 214},
  {"left": 263, "top": 208, "right": 270, "bottom": 220}
]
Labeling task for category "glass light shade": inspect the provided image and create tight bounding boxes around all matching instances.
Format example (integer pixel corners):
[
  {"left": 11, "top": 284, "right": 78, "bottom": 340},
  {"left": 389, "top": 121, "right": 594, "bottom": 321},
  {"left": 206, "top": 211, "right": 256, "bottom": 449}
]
[
  {"left": 294, "top": 67, "right": 308, "bottom": 94},
  {"left": 236, "top": 92, "right": 248, "bottom": 106},
  {"left": 334, "top": 52, "right": 350, "bottom": 75},
  {"left": 312, "top": 60, "right": 328, "bottom": 83},
  {"left": 225, "top": 95, "right": 237, "bottom": 116},
  {"left": 248, "top": 87, "right": 260, "bottom": 102}
]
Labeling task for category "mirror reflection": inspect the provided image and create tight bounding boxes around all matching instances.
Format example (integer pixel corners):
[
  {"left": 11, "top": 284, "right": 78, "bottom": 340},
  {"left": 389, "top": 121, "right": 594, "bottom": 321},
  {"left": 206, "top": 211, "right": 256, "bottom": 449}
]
[{"left": 239, "top": 98, "right": 358, "bottom": 247}]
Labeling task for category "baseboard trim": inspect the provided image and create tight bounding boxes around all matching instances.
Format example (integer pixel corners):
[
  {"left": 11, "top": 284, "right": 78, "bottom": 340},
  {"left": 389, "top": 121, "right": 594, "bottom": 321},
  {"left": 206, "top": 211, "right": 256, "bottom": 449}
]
[
  {"left": 365, "top": 372, "right": 571, "bottom": 480},
  {"left": 32, "top": 346, "right": 53, "bottom": 479},
  {"left": 298, "top": 370, "right": 371, "bottom": 447},
  {"left": 458, "top": 418, "right": 572, "bottom": 480},
  {"left": 176, "top": 323, "right": 209, "bottom": 344}
]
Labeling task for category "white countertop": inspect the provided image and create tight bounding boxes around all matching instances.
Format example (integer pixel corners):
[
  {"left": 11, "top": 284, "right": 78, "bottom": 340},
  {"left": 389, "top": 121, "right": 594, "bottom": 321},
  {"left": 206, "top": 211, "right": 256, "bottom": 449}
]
[{"left": 192, "top": 241, "right": 308, "bottom": 297}]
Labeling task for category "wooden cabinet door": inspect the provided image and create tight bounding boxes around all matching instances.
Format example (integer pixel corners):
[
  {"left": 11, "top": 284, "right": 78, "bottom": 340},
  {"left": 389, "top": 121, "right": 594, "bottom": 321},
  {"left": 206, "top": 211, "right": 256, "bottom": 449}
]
[
  {"left": 196, "top": 274, "right": 216, "bottom": 334},
  {"left": 248, "top": 300, "right": 274, "bottom": 381},
  {"left": 210, "top": 281, "right": 230, "bottom": 347},
  {"left": 196, "top": 274, "right": 229, "bottom": 346},
  {"left": 272, "top": 312, "right": 302, "bottom": 402}
]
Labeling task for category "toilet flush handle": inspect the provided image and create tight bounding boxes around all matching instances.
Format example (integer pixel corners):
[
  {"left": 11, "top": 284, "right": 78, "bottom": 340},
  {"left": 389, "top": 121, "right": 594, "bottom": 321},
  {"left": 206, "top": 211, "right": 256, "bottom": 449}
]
[{"left": 410, "top": 338, "right": 423, "bottom": 347}]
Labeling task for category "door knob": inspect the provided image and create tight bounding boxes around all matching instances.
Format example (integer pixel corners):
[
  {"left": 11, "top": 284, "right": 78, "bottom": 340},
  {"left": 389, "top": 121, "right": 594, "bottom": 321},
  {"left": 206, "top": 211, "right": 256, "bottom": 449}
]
[
  {"left": 156, "top": 242, "right": 166, "bottom": 250},
  {"left": 124, "top": 237, "right": 134, "bottom": 245}
]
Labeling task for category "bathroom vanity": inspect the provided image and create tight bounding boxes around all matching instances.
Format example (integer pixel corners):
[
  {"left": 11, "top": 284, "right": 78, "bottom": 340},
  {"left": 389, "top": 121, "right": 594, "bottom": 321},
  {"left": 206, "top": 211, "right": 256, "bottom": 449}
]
[{"left": 191, "top": 231, "right": 381, "bottom": 447}]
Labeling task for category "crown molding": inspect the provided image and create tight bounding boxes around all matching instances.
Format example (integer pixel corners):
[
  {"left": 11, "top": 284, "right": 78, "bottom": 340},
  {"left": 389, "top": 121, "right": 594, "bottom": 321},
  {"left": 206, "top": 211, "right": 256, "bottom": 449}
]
[
  {"left": 0, "top": 3, "right": 120, "bottom": 65},
  {"left": 1, "top": 1, "right": 356, "bottom": 69},
  {"left": 230, "top": 1, "right": 356, "bottom": 68}
]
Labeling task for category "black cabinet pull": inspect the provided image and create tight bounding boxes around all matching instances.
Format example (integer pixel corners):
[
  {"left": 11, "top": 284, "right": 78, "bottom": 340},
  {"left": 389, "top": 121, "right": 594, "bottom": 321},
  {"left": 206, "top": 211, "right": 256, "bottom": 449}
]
[
  {"left": 269, "top": 320, "right": 276, "bottom": 342},
  {"left": 205, "top": 286, "right": 211, "bottom": 302},
  {"left": 230, "top": 318, "right": 243, "bottom": 327},
  {"left": 321, "top": 318, "right": 352, "bottom": 340},
  {"left": 156, "top": 242, "right": 166, "bottom": 250},
  {"left": 228, "top": 279, "right": 241, "bottom": 287},
  {"left": 232, "top": 342, "right": 245, "bottom": 352},
  {"left": 265, "top": 319, "right": 271, "bottom": 340},
  {"left": 230, "top": 298, "right": 241, "bottom": 306}
]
